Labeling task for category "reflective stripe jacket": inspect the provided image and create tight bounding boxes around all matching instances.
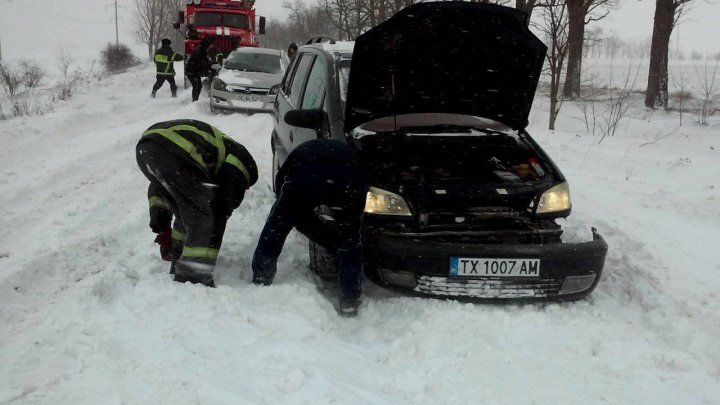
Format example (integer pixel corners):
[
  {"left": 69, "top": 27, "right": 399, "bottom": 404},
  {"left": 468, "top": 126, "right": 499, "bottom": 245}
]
[
  {"left": 154, "top": 46, "right": 184, "bottom": 76},
  {"left": 140, "top": 119, "right": 259, "bottom": 215}
]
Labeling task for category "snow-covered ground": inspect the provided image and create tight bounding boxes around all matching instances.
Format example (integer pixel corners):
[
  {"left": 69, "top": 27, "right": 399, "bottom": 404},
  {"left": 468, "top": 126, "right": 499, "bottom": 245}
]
[{"left": 1, "top": 64, "right": 719, "bottom": 404}]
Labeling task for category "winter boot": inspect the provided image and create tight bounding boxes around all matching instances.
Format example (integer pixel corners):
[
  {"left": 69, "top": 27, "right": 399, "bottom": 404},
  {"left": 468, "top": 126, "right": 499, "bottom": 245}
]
[
  {"left": 251, "top": 252, "right": 277, "bottom": 286},
  {"left": 151, "top": 91, "right": 156, "bottom": 98},
  {"left": 338, "top": 294, "right": 360, "bottom": 317},
  {"left": 174, "top": 259, "right": 215, "bottom": 287},
  {"left": 251, "top": 271, "right": 275, "bottom": 286},
  {"left": 171, "top": 91, "right": 177, "bottom": 98}
]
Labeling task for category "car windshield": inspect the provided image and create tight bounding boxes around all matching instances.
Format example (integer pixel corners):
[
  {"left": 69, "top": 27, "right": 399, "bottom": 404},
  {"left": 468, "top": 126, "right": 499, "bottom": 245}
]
[
  {"left": 195, "top": 12, "right": 221, "bottom": 26},
  {"left": 225, "top": 52, "right": 282, "bottom": 74},
  {"left": 195, "top": 13, "right": 248, "bottom": 29},
  {"left": 223, "top": 13, "right": 248, "bottom": 29}
]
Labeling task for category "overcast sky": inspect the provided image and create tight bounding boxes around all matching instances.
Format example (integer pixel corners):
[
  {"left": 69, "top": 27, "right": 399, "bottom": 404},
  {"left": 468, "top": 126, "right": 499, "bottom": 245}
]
[
  {"left": 0, "top": 0, "right": 718, "bottom": 62},
  {"left": 256, "top": 0, "right": 720, "bottom": 56}
]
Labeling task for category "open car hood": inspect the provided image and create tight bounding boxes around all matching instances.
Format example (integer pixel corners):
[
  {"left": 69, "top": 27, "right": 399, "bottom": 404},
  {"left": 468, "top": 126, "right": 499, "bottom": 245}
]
[{"left": 345, "top": 2, "right": 547, "bottom": 132}]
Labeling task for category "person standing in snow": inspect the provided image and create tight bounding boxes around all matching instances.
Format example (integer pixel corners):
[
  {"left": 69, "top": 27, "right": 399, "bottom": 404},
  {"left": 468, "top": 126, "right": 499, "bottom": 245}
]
[
  {"left": 287, "top": 42, "right": 298, "bottom": 64},
  {"left": 136, "top": 119, "right": 258, "bottom": 287},
  {"left": 151, "top": 38, "right": 185, "bottom": 98},
  {"left": 252, "top": 139, "right": 368, "bottom": 316},
  {"left": 207, "top": 43, "right": 224, "bottom": 83},
  {"left": 185, "top": 38, "right": 213, "bottom": 102}
]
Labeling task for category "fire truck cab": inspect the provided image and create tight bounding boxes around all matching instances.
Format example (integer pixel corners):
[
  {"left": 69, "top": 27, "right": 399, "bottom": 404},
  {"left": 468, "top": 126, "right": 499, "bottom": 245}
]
[{"left": 175, "top": 0, "right": 266, "bottom": 57}]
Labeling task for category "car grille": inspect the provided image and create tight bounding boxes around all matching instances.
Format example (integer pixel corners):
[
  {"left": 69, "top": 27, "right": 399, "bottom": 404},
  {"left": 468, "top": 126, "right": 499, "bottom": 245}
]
[
  {"left": 415, "top": 275, "right": 561, "bottom": 298},
  {"left": 226, "top": 86, "right": 269, "bottom": 95},
  {"left": 213, "top": 36, "right": 235, "bottom": 54}
]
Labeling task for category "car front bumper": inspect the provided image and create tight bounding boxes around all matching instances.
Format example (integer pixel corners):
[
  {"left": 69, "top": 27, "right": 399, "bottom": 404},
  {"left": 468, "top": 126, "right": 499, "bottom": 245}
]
[
  {"left": 209, "top": 89, "right": 274, "bottom": 112},
  {"left": 363, "top": 228, "right": 608, "bottom": 301}
]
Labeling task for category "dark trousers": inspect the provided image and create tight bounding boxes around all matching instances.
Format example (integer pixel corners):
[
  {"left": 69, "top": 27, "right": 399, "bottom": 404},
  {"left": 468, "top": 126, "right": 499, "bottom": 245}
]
[
  {"left": 187, "top": 74, "right": 202, "bottom": 101},
  {"left": 253, "top": 169, "right": 366, "bottom": 299},
  {"left": 136, "top": 140, "right": 227, "bottom": 284},
  {"left": 152, "top": 75, "right": 177, "bottom": 94}
]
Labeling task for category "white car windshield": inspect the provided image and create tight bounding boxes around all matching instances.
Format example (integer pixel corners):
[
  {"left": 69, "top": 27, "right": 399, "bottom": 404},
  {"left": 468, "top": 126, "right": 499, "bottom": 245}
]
[{"left": 225, "top": 53, "right": 282, "bottom": 74}]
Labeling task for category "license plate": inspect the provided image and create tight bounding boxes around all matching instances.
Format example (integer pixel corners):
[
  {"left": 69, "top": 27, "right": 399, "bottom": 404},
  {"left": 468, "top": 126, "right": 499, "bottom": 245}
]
[
  {"left": 450, "top": 257, "right": 540, "bottom": 277},
  {"left": 238, "top": 95, "right": 259, "bottom": 102}
]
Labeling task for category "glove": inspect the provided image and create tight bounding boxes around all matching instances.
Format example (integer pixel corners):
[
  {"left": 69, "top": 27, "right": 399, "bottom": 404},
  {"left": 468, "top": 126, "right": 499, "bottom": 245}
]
[{"left": 154, "top": 228, "right": 172, "bottom": 261}]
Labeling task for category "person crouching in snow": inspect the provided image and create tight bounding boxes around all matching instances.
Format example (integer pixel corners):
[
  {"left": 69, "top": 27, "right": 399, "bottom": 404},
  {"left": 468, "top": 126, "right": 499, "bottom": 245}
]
[
  {"left": 136, "top": 119, "right": 258, "bottom": 287},
  {"left": 251, "top": 139, "right": 368, "bottom": 316}
]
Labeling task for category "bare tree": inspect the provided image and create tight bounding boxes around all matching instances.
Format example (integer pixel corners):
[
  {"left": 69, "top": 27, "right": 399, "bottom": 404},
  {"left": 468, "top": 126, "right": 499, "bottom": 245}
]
[
  {"left": 669, "top": 69, "right": 690, "bottom": 126},
  {"left": 282, "top": 0, "right": 337, "bottom": 42},
  {"left": 645, "top": 0, "right": 694, "bottom": 109},
  {"left": 562, "top": 0, "right": 616, "bottom": 98},
  {"left": 135, "top": 0, "right": 176, "bottom": 61},
  {"left": 598, "top": 61, "right": 641, "bottom": 143},
  {"left": 694, "top": 58, "right": 719, "bottom": 125},
  {"left": 536, "top": 0, "right": 569, "bottom": 130},
  {"left": 0, "top": 62, "right": 23, "bottom": 98},
  {"left": 320, "top": 0, "right": 421, "bottom": 40},
  {"left": 515, "top": 0, "right": 542, "bottom": 25}
]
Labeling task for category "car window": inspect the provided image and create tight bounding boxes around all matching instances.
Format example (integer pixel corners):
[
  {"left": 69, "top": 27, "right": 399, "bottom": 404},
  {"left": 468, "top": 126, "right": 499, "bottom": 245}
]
[
  {"left": 223, "top": 13, "right": 248, "bottom": 29},
  {"left": 338, "top": 63, "right": 351, "bottom": 102},
  {"left": 224, "top": 52, "right": 282, "bottom": 74},
  {"left": 288, "top": 54, "right": 315, "bottom": 107},
  {"left": 301, "top": 57, "right": 326, "bottom": 109}
]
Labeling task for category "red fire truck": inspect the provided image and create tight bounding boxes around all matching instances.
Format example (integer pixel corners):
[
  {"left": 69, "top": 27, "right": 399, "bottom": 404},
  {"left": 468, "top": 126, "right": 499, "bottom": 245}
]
[{"left": 174, "top": 0, "right": 266, "bottom": 57}]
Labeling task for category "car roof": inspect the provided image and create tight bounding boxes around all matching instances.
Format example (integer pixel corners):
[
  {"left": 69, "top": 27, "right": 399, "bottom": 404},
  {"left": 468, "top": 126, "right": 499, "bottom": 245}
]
[
  {"left": 231, "top": 47, "right": 282, "bottom": 56},
  {"left": 302, "top": 41, "right": 354, "bottom": 59}
]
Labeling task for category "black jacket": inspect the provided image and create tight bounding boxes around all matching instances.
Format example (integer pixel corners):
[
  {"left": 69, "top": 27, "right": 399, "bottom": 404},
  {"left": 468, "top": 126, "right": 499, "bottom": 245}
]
[
  {"left": 276, "top": 139, "right": 366, "bottom": 193},
  {"left": 185, "top": 45, "right": 210, "bottom": 76},
  {"left": 140, "top": 119, "right": 258, "bottom": 213},
  {"left": 154, "top": 45, "right": 184, "bottom": 76}
]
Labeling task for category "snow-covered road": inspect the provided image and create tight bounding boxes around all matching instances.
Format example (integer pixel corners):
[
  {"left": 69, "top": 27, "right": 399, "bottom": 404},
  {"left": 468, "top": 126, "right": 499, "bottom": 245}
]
[{"left": 1, "top": 66, "right": 718, "bottom": 404}]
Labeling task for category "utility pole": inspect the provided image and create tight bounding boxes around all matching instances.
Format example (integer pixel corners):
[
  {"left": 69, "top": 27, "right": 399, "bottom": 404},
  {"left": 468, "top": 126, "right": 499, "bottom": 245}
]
[{"left": 112, "top": 0, "right": 120, "bottom": 47}]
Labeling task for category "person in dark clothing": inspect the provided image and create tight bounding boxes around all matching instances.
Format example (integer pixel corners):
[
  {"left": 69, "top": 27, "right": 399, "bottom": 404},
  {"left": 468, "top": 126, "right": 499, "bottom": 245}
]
[
  {"left": 136, "top": 119, "right": 258, "bottom": 287},
  {"left": 207, "top": 44, "right": 224, "bottom": 83},
  {"left": 185, "top": 38, "right": 213, "bottom": 102},
  {"left": 151, "top": 38, "right": 184, "bottom": 98},
  {"left": 287, "top": 42, "right": 298, "bottom": 63},
  {"left": 252, "top": 139, "right": 368, "bottom": 316}
]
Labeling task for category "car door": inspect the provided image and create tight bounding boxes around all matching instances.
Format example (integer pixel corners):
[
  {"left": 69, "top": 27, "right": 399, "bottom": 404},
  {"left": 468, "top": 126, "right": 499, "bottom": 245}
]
[
  {"left": 292, "top": 52, "right": 329, "bottom": 145},
  {"left": 273, "top": 51, "right": 315, "bottom": 165}
]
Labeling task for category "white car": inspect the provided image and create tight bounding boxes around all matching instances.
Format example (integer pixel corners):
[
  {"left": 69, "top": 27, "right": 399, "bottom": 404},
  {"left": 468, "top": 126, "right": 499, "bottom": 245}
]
[{"left": 210, "top": 47, "right": 289, "bottom": 113}]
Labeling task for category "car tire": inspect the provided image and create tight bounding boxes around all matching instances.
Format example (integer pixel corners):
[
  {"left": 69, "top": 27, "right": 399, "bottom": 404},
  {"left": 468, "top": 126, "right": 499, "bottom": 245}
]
[{"left": 309, "top": 240, "right": 339, "bottom": 281}]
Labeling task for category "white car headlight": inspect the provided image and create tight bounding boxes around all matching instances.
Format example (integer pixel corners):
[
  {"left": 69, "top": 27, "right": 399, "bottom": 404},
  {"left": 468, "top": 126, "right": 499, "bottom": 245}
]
[
  {"left": 365, "top": 187, "right": 412, "bottom": 216},
  {"left": 535, "top": 181, "right": 571, "bottom": 215},
  {"left": 212, "top": 78, "right": 227, "bottom": 91}
]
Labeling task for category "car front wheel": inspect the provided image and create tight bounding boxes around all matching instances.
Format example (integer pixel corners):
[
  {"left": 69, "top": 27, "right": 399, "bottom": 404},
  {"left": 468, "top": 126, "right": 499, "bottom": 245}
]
[{"left": 309, "top": 241, "right": 338, "bottom": 281}]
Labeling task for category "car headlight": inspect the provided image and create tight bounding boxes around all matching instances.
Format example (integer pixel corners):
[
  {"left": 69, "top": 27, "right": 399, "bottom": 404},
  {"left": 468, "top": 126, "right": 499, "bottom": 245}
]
[
  {"left": 212, "top": 78, "right": 226, "bottom": 91},
  {"left": 268, "top": 84, "right": 280, "bottom": 95},
  {"left": 534, "top": 181, "right": 571, "bottom": 215},
  {"left": 365, "top": 187, "right": 412, "bottom": 216}
]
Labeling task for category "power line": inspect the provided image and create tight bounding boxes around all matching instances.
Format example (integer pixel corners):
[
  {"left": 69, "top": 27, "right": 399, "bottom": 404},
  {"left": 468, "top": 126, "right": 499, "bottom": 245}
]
[{"left": 115, "top": 0, "right": 119, "bottom": 46}]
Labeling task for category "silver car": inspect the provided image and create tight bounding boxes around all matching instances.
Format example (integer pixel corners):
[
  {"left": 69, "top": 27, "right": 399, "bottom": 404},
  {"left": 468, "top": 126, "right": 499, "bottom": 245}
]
[{"left": 210, "top": 47, "right": 289, "bottom": 113}]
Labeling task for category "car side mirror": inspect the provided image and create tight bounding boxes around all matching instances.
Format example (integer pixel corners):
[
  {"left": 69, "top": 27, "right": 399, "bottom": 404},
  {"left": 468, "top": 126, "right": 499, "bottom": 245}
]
[
  {"left": 258, "top": 17, "right": 266, "bottom": 35},
  {"left": 284, "top": 109, "right": 328, "bottom": 137}
]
